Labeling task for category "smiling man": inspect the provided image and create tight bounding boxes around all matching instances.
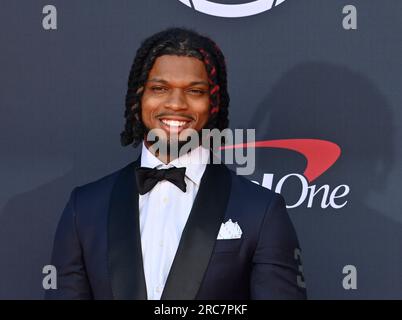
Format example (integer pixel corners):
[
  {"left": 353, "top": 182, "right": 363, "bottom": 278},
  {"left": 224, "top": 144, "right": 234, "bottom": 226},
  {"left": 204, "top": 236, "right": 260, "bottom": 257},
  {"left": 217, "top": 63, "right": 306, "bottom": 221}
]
[{"left": 46, "top": 28, "right": 307, "bottom": 300}]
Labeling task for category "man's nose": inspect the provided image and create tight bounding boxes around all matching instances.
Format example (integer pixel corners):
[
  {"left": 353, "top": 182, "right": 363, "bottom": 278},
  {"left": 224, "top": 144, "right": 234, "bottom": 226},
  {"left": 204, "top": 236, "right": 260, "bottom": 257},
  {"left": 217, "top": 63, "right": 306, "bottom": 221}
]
[{"left": 164, "top": 89, "right": 187, "bottom": 110}]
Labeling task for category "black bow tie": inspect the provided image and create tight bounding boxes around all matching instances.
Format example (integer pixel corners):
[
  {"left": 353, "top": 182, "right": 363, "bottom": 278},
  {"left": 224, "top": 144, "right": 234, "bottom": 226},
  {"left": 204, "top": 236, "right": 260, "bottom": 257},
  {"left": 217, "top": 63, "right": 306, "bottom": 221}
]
[{"left": 135, "top": 166, "right": 187, "bottom": 195}]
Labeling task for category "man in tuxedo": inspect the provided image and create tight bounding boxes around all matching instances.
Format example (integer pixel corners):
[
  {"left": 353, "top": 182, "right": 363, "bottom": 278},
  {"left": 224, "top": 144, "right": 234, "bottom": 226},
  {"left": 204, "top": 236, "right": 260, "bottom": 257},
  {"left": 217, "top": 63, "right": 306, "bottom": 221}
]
[{"left": 46, "top": 28, "right": 307, "bottom": 300}]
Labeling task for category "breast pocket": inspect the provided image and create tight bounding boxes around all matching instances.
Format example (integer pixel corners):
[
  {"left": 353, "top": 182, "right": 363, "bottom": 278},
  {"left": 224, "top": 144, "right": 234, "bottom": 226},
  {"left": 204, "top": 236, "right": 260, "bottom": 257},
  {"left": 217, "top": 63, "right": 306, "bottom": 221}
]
[{"left": 213, "top": 238, "right": 243, "bottom": 253}]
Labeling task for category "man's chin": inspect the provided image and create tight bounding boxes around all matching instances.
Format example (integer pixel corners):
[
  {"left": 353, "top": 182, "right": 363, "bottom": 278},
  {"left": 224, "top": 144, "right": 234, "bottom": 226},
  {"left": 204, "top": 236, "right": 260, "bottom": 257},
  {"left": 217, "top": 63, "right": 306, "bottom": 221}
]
[
  {"left": 145, "top": 127, "right": 200, "bottom": 142},
  {"left": 144, "top": 127, "right": 203, "bottom": 157},
  {"left": 146, "top": 138, "right": 192, "bottom": 152}
]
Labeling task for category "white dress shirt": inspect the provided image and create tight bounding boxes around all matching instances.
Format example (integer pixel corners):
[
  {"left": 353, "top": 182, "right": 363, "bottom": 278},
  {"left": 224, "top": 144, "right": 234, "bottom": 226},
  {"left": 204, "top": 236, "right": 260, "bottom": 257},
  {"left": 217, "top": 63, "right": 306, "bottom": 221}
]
[{"left": 138, "top": 142, "right": 210, "bottom": 300}]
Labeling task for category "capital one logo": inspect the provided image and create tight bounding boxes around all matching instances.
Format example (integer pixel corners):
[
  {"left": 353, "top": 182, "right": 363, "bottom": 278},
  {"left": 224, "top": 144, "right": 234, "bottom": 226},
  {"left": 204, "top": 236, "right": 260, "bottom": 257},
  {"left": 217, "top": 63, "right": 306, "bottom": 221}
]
[
  {"left": 224, "top": 139, "right": 351, "bottom": 210},
  {"left": 178, "top": 0, "right": 287, "bottom": 18}
]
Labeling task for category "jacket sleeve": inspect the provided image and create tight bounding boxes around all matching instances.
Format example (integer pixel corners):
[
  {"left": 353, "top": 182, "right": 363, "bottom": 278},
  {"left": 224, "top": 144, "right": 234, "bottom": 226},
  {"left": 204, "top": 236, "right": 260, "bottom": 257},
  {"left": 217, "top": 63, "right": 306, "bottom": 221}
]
[
  {"left": 45, "top": 188, "right": 93, "bottom": 299},
  {"left": 250, "top": 193, "right": 307, "bottom": 299}
]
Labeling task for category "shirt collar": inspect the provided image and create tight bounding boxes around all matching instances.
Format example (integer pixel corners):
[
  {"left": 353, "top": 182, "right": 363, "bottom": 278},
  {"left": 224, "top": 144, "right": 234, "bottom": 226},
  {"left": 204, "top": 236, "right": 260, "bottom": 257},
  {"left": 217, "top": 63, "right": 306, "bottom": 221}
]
[{"left": 140, "top": 141, "right": 210, "bottom": 186}]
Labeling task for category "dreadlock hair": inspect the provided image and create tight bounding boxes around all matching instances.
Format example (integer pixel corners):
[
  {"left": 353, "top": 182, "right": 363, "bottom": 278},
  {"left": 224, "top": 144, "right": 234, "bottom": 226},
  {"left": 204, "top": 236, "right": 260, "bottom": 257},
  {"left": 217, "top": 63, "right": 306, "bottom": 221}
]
[{"left": 120, "top": 27, "right": 230, "bottom": 147}]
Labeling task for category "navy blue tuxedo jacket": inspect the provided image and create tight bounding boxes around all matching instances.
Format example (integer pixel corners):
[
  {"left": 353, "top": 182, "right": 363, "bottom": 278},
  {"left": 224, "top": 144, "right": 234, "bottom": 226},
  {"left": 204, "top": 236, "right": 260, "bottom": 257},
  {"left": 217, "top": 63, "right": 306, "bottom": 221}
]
[{"left": 46, "top": 155, "right": 307, "bottom": 300}]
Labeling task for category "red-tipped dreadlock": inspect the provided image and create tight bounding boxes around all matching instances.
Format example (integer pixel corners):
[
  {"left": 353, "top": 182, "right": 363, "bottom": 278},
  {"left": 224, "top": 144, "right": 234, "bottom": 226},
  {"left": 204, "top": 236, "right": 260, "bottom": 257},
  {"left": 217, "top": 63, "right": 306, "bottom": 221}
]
[{"left": 198, "top": 48, "right": 220, "bottom": 115}]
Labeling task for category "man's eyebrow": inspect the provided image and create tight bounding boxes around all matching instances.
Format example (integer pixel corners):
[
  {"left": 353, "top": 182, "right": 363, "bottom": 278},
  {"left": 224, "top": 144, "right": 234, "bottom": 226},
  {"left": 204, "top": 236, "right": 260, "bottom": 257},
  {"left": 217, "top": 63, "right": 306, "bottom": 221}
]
[{"left": 147, "top": 78, "right": 209, "bottom": 86}]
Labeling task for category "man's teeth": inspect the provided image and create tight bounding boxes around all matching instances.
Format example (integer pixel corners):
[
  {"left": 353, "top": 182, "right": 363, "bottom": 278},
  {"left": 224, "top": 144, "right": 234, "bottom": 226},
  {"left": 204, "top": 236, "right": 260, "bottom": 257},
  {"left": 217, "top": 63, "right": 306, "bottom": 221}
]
[{"left": 161, "top": 119, "right": 188, "bottom": 127}]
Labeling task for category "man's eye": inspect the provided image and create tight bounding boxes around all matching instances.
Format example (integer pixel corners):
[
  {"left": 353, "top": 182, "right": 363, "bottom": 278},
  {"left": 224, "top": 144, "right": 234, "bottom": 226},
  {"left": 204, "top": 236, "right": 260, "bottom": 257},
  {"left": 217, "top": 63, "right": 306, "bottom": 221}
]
[
  {"left": 188, "top": 89, "right": 207, "bottom": 95},
  {"left": 151, "top": 86, "right": 168, "bottom": 93}
]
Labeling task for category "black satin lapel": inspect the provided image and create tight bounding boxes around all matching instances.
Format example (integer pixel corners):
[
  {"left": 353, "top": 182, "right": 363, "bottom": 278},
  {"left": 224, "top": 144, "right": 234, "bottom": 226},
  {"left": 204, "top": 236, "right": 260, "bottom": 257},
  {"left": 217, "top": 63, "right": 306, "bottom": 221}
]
[
  {"left": 161, "top": 161, "right": 232, "bottom": 300},
  {"left": 108, "top": 156, "right": 147, "bottom": 300}
]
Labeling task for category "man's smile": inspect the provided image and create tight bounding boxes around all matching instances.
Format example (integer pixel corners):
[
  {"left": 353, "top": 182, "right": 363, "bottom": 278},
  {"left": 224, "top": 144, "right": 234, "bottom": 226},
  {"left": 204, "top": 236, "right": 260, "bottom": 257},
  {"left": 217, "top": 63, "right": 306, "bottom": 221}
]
[{"left": 158, "top": 116, "right": 194, "bottom": 134}]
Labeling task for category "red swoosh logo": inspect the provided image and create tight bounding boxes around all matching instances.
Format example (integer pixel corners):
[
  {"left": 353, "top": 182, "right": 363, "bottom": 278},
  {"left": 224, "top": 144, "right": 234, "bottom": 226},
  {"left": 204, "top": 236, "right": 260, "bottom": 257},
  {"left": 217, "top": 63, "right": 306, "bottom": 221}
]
[{"left": 221, "top": 139, "right": 341, "bottom": 182}]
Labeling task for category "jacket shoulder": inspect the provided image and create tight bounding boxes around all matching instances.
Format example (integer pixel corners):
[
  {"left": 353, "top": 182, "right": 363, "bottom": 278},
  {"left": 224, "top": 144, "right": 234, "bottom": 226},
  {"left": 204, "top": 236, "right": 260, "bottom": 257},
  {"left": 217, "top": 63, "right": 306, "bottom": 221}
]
[
  {"left": 69, "top": 162, "right": 136, "bottom": 214},
  {"left": 74, "top": 162, "right": 133, "bottom": 196},
  {"left": 228, "top": 169, "right": 280, "bottom": 204}
]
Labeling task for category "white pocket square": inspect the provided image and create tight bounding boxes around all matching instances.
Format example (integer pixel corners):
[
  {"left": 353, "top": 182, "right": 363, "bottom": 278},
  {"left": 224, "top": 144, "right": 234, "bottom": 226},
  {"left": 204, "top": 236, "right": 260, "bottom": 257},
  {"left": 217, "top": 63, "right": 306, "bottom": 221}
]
[{"left": 217, "top": 219, "right": 242, "bottom": 240}]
